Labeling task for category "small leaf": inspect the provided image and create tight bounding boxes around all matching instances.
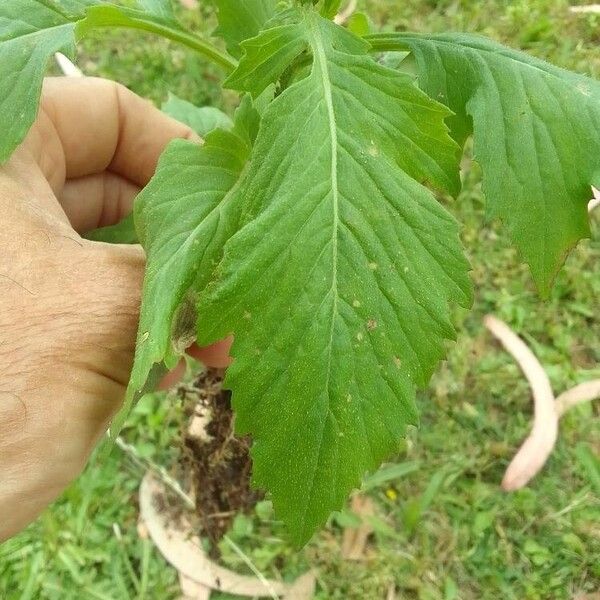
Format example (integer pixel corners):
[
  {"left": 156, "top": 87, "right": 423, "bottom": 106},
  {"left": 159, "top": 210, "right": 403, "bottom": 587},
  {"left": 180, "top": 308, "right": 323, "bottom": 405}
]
[
  {"left": 225, "top": 23, "right": 309, "bottom": 98},
  {"left": 197, "top": 13, "right": 470, "bottom": 544},
  {"left": 370, "top": 32, "right": 600, "bottom": 294},
  {"left": 162, "top": 93, "right": 233, "bottom": 136},
  {"left": 362, "top": 461, "right": 419, "bottom": 491},
  {"left": 321, "top": 0, "right": 343, "bottom": 19},
  {"left": 212, "top": 0, "right": 278, "bottom": 58},
  {"left": 347, "top": 13, "right": 370, "bottom": 37},
  {"left": 86, "top": 213, "right": 138, "bottom": 244}
]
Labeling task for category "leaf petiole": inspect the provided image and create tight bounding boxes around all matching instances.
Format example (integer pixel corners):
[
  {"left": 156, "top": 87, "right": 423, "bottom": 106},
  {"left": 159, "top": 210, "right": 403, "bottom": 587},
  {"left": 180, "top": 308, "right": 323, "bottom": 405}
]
[
  {"left": 77, "top": 5, "right": 238, "bottom": 73},
  {"left": 364, "top": 33, "right": 410, "bottom": 53}
]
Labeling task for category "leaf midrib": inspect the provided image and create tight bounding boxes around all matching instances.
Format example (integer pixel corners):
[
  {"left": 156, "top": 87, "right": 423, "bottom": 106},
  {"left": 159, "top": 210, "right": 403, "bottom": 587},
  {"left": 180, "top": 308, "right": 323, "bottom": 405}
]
[
  {"left": 309, "top": 17, "right": 339, "bottom": 388},
  {"left": 298, "top": 14, "right": 340, "bottom": 536}
]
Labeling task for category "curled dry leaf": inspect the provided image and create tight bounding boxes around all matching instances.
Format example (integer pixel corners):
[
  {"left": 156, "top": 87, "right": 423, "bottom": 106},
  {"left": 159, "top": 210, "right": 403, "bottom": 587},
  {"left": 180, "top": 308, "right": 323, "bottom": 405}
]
[
  {"left": 485, "top": 316, "right": 600, "bottom": 491},
  {"left": 179, "top": 572, "right": 211, "bottom": 600},
  {"left": 484, "top": 315, "right": 558, "bottom": 491},
  {"left": 139, "top": 472, "right": 291, "bottom": 598},
  {"left": 570, "top": 5, "right": 600, "bottom": 14},
  {"left": 283, "top": 571, "right": 317, "bottom": 600},
  {"left": 555, "top": 380, "right": 600, "bottom": 416},
  {"left": 54, "top": 52, "right": 83, "bottom": 77}
]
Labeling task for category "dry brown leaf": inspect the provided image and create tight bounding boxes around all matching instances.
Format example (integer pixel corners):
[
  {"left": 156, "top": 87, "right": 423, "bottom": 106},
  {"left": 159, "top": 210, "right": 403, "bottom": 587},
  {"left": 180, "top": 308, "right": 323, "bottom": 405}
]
[
  {"left": 485, "top": 316, "right": 599, "bottom": 492},
  {"left": 283, "top": 571, "right": 317, "bottom": 600},
  {"left": 179, "top": 572, "right": 211, "bottom": 600},
  {"left": 570, "top": 5, "right": 600, "bottom": 13},
  {"left": 556, "top": 380, "right": 600, "bottom": 416},
  {"left": 139, "top": 473, "right": 287, "bottom": 597}
]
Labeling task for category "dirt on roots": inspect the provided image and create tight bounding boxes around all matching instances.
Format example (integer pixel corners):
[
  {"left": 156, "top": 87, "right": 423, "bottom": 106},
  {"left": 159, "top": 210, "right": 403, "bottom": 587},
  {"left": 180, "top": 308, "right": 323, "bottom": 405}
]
[{"left": 179, "top": 368, "right": 262, "bottom": 551}]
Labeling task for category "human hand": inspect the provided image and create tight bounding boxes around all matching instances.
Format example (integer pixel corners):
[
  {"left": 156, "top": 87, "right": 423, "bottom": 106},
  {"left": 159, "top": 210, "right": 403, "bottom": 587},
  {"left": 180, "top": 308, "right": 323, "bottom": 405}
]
[{"left": 0, "top": 77, "right": 231, "bottom": 541}]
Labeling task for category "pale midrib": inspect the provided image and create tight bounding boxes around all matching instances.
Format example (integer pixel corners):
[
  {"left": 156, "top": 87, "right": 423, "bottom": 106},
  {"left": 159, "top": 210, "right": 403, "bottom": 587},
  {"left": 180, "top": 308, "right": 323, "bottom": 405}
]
[
  {"left": 311, "top": 19, "right": 339, "bottom": 384},
  {"left": 297, "top": 16, "right": 340, "bottom": 536}
]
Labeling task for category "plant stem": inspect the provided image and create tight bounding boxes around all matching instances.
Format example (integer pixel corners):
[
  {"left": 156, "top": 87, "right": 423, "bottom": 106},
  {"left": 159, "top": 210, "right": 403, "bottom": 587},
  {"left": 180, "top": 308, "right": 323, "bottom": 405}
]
[
  {"left": 122, "top": 19, "right": 237, "bottom": 73},
  {"left": 78, "top": 7, "right": 238, "bottom": 74},
  {"left": 364, "top": 33, "right": 411, "bottom": 53}
]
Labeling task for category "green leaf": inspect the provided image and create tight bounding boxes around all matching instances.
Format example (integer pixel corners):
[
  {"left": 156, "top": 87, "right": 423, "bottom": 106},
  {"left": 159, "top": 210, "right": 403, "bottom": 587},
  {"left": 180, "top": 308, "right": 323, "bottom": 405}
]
[
  {"left": 0, "top": 0, "right": 79, "bottom": 162},
  {"left": 368, "top": 32, "right": 600, "bottom": 294},
  {"left": 225, "top": 23, "right": 309, "bottom": 97},
  {"left": 85, "top": 213, "right": 138, "bottom": 244},
  {"left": 136, "top": 0, "right": 175, "bottom": 21},
  {"left": 347, "top": 13, "right": 370, "bottom": 37},
  {"left": 362, "top": 461, "right": 420, "bottom": 491},
  {"left": 122, "top": 100, "right": 258, "bottom": 435},
  {"left": 196, "top": 13, "right": 471, "bottom": 544},
  {"left": 575, "top": 442, "right": 600, "bottom": 496},
  {"left": 162, "top": 93, "right": 233, "bottom": 136},
  {"left": 321, "top": 0, "right": 342, "bottom": 19},
  {"left": 212, "top": 0, "right": 278, "bottom": 58}
]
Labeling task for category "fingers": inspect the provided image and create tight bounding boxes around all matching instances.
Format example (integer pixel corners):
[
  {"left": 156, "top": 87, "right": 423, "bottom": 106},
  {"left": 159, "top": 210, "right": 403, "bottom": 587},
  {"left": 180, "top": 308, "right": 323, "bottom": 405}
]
[
  {"left": 33, "top": 77, "right": 199, "bottom": 190},
  {"left": 159, "top": 338, "right": 234, "bottom": 389},
  {"left": 159, "top": 361, "right": 186, "bottom": 391},
  {"left": 188, "top": 338, "right": 234, "bottom": 369},
  {"left": 59, "top": 172, "right": 140, "bottom": 233}
]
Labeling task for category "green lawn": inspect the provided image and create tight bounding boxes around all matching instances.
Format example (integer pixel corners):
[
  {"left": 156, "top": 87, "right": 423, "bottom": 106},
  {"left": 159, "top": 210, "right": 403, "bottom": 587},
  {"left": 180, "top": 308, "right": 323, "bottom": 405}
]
[{"left": 1, "top": 1, "right": 599, "bottom": 598}]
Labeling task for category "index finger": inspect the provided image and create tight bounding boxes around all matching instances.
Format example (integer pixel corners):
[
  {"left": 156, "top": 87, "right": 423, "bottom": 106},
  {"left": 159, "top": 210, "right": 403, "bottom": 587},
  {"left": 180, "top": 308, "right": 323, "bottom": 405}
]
[{"left": 28, "top": 77, "right": 198, "bottom": 192}]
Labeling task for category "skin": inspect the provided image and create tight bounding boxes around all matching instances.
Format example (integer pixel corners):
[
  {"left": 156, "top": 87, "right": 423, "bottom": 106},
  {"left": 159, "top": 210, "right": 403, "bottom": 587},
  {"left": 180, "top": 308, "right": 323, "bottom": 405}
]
[{"left": 0, "top": 78, "right": 232, "bottom": 542}]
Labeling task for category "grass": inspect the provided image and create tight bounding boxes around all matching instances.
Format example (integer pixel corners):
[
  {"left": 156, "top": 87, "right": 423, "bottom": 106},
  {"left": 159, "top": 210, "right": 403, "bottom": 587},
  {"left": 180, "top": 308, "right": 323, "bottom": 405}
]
[{"left": 2, "top": 0, "right": 600, "bottom": 598}]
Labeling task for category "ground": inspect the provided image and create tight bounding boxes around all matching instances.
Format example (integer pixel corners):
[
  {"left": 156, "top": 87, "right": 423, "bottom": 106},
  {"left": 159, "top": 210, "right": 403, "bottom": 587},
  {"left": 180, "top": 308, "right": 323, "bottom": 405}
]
[{"left": 1, "top": 0, "right": 599, "bottom": 598}]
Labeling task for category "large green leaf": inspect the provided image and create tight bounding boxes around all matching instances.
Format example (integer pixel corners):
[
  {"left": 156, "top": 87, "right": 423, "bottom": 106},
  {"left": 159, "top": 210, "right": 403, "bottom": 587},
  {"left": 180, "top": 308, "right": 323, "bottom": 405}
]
[
  {"left": 368, "top": 32, "right": 600, "bottom": 294},
  {"left": 212, "top": 0, "right": 277, "bottom": 58},
  {"left": 197, "top": 12, "right": 471, "bottom": 544},
  {"left": 118, "top": 100, "right": 258, "bottom": 438},
  {"left": 0, "top": 0, "right": 79, "bottom": 162}
]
